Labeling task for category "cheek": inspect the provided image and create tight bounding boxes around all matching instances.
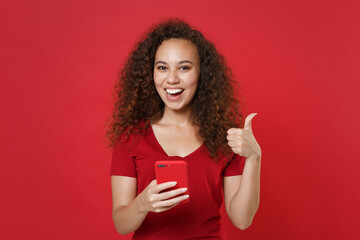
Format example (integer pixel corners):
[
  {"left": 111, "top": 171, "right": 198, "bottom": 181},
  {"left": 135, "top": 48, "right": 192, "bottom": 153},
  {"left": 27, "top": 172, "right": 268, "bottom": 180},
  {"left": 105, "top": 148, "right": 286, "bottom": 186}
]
[
  {"left": 153, "top": 72, "right": 163, "bottom": 90},
  {"left": 189, "top": 74, "right": 199, "bottom": 90},
  {"left": 183, "top": 71, "right": 199, "bottom": 88}
]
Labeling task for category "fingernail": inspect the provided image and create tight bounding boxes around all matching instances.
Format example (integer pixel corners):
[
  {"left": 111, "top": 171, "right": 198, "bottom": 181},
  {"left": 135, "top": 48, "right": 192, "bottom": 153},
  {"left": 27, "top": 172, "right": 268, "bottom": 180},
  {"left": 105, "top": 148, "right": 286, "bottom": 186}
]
[
  {"left": 184, "top": 195, "right": 189, "bottom": 199},
  {"left": 182, "top": 188, "right": 187, "bottom": 192},
  {"left": 171, "top": 181, "right": 177, "bottom": 185}
]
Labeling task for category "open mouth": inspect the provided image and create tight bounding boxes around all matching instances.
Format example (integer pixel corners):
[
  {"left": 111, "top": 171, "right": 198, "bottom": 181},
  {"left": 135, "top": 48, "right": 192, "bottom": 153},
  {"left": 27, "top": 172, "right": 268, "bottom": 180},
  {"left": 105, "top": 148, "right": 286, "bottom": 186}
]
[{"left": 165, "top": 88, "right": 184, "bottom": 97}]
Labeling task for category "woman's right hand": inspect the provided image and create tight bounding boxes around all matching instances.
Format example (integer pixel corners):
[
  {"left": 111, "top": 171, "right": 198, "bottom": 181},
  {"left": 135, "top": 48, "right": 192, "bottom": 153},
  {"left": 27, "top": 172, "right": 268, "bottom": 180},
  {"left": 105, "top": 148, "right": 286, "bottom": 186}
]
[{"left": 136, "top": 179, "right": 189, "bottom": 213}]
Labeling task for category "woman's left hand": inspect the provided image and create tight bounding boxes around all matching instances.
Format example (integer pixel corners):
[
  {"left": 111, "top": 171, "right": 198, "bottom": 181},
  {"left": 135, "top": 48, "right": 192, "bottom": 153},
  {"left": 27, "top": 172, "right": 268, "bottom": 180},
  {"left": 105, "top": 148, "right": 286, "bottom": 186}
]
[{"left": 227, "top": 113, "right": 261, "bottom": 159}]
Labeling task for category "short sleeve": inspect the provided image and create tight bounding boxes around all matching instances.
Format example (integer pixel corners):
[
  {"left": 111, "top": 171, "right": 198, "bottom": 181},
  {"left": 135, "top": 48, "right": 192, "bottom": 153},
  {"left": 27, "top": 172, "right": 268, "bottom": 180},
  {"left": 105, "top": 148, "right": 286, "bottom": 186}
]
[
  {"left": 223, "top": 154, "right": 246, "bottom": 176},
  {"left": 110, "top": 139, "right": 137, "bottom": 177}
]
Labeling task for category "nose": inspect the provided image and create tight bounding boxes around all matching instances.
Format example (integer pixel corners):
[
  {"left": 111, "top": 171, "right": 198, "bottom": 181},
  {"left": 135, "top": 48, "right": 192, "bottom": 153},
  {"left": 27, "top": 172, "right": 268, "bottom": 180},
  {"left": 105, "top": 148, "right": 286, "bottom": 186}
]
[{"left": 167, "top": 69, "right": 180, "bottom": 84}]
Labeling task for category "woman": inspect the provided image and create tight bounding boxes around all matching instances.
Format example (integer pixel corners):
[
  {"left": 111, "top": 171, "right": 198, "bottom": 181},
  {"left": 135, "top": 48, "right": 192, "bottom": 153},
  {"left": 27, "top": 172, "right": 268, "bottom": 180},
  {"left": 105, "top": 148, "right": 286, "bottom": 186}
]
[{"left": 107, "top": 18, "right": 261, "bottom": 239}]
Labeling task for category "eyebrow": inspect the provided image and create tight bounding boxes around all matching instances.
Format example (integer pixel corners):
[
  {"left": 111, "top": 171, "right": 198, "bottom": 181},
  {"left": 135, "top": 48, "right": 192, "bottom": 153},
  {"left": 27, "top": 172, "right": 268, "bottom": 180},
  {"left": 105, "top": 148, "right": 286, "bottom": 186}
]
[{"left": 155, "top": 60, "right": 194, "bottom": 65}]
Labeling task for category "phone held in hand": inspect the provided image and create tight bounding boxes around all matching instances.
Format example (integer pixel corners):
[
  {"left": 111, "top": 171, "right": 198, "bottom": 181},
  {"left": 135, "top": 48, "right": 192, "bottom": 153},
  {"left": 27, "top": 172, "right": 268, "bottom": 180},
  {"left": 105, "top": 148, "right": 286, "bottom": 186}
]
[{"left": 155, "top": 160, "right": 189, "bottom": 203}]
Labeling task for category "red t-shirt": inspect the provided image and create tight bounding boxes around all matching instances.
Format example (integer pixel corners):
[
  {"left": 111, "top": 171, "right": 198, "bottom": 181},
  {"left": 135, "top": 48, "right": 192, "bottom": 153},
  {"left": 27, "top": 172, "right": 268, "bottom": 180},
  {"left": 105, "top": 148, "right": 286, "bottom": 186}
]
[{"left": 110, "top": 126, "right": 245, "bottom": 239}]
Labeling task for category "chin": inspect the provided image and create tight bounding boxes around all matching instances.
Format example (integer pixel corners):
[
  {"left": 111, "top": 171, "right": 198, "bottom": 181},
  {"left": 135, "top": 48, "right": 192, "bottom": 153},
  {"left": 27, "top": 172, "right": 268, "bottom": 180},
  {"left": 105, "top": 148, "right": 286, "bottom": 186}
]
[{"left": 165, "top": 103, "right": 190, "bottom": 112}]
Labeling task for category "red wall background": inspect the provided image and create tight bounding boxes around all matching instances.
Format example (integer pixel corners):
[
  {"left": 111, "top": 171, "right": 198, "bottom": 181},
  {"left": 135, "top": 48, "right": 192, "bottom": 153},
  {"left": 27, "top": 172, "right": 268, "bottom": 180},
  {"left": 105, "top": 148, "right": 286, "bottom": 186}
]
[{"left": 1, "top": 0, "right": 359, "bottom": 239}]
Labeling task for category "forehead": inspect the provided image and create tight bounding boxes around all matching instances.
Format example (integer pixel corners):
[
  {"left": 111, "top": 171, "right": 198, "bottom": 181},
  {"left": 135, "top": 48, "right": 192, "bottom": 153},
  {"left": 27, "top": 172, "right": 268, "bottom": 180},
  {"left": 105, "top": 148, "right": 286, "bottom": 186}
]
[{"left": 155, "top": 38, "right": 199, "bottom": 63}]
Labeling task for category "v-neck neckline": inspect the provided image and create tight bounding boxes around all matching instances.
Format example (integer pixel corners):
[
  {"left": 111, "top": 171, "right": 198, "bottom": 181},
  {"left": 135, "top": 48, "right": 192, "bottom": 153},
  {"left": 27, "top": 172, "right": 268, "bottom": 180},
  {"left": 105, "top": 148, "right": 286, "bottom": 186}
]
[{"left": 149, "top": 125, "right": 205, "bottom": 159}]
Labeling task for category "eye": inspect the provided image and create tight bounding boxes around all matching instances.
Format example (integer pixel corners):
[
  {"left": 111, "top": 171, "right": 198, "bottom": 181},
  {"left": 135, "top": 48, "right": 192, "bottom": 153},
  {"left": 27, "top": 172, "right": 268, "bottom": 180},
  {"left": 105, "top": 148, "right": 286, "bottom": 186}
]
[
  {"left": 180, "top": 66, "right": 190, "bottom": 71},
  {"left": 157, "top": 66, "right": 167, "bottom": 71}
]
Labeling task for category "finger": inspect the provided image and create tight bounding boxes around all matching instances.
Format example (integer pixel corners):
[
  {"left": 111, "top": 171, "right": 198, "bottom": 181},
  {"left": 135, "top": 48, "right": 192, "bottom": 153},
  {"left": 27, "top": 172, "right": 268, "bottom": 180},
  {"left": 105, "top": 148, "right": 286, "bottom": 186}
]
[
  {"left": 227, "top": 134, "right": 237, "bottom": 141},
  {"left": 157, "top": 188, "right": 188, "bottom": 201},
  {"left": 227, "top": 128, "right": 242, "bottom": 135},
  {"left": 227, "top": 140, "right": 240, "bottom": 148},
  {"left": 154, "top": 195, "right": 189, "bottom": 208},
  {"left": 149, "top": 179, "right": 157, "bottom": 186},
  {"left": 146, "top": 179, "right": 157, "bottom": 193},
  {"left": 152, "top": 203, "right": 180, "bottom": 213},
  {"left": 153, "top": 181, "right": 177, "bottom": 193},
  {"left": 228, "top": 139, "right": 248, "bottom": 149},
  {"left": 244, "top": 113, "right": 257, "bottom": 131},
  {"left": 227, "top": 132, "right": 243, "bottom": 141},
  {"left": 230, "top": 147, "right": 242, "bottom": 155}
]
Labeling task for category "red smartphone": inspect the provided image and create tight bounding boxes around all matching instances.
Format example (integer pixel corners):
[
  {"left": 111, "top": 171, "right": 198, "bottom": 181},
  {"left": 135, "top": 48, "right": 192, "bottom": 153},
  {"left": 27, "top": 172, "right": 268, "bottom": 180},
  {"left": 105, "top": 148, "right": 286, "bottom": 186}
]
[{"left": 155, "top": 160, "right": 189, "bottom": 203}]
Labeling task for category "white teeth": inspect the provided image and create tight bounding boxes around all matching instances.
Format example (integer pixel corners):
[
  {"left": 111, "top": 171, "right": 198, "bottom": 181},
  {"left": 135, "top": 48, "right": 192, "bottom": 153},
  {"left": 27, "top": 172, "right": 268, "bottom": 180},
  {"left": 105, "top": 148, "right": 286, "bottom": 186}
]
[{"left": 166, "top": 89, "right": 184, "bottom": 94}]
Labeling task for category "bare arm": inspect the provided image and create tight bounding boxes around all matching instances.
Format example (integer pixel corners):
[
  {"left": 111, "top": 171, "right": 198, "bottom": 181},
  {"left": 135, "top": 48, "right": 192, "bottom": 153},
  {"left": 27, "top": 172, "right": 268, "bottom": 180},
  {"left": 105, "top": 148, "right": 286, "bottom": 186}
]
[
  {"left": 225, "top": 113, "right": 262, "bottom": 230},
  {"left": 111, "top": 176, "right": 189, "bottom": 235},
  {"left": 111, "top": 176, "right": 147, "bottom": 235},
  {"left": 224, "top": 155, "right": 261, "bottom": 230}
]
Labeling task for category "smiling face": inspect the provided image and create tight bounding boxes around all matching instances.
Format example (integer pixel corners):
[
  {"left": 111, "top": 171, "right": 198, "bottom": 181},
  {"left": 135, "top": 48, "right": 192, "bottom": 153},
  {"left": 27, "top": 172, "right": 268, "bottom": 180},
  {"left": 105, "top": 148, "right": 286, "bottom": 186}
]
[{"left": 153, "top": 38, "right": 200, "bottom": 113}]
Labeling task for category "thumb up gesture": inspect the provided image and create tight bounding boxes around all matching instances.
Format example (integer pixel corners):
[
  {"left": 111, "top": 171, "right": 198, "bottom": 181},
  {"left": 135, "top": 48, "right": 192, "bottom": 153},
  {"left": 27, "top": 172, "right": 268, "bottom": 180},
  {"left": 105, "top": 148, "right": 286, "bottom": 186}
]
[{"left": 227, "top": 113, "right": 262, "bottom": 159}]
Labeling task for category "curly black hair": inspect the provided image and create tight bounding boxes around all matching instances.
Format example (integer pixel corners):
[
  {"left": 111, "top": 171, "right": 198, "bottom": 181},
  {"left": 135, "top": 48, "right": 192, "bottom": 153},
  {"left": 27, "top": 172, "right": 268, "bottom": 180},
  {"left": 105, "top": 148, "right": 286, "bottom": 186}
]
[{"left": 106, "top": 18, "right": 243, "bottom": 160}]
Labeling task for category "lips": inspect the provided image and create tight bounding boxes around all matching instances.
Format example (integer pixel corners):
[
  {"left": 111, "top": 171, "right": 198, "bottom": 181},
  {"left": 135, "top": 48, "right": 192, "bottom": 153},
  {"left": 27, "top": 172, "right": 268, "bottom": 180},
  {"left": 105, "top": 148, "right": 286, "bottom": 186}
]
[
  {"left": 164, "top": 88, "right": 184, "bottom": 100},
  {"left": 165, "top": 88, "right": 184, "bottom": 94},
  {"left": 165, "top": 88, "right": 184, "bottom": 96}
]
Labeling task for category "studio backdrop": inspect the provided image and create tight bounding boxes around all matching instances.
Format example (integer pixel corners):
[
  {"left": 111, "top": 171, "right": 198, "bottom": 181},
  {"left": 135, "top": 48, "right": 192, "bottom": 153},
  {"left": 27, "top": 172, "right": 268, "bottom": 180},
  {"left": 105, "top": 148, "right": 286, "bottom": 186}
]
[{"left": 1, "top": 0, "right": 359, "bottom": 239}]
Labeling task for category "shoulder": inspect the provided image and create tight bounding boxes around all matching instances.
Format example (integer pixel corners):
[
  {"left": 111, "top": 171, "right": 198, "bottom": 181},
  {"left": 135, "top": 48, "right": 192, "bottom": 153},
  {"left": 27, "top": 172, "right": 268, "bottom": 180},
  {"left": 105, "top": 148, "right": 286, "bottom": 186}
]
[
  {"left": 115, "top": 127, "right": 150, "bottom": 151},
  {"left": 222, "top": 153, "right": 246, "bottom": 176}
]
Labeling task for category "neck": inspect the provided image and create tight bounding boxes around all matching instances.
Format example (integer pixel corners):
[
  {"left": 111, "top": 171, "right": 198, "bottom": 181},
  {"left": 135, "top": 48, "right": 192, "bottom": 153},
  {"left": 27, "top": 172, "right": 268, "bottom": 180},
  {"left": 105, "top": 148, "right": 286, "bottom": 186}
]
[{"left": 158, "top": 106, "right": 193, "bottom": 127}]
